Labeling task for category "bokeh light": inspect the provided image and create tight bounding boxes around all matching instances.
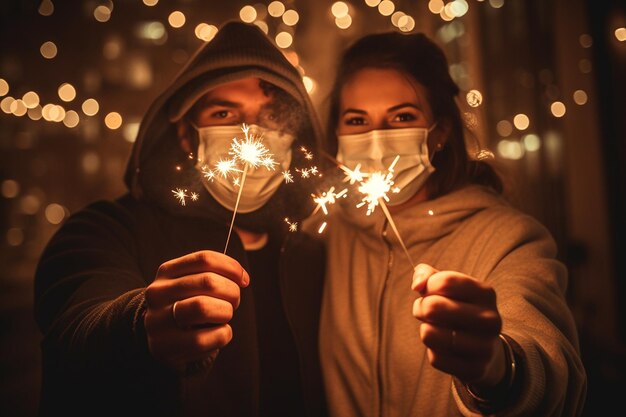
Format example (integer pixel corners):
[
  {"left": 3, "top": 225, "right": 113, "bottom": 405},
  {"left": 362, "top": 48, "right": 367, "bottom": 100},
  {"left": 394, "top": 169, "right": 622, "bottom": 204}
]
[
  {"left": 378, "top": 0, "right": 395, "bottom": 16},
  {"left": 496, "top": 119, "right": 513, "bottom": 137},
  {"left": 275, "top": 31, "right": 293, "bottom": 48},
  {"left": 82, "top": 98, "right": 100, "bottom": 116},
  {"left": 94, "top": 5, "right": 112, "bottom": 23},
  {"left": 466, "top": 89, "right": 483, "bottom": 107},
  {"left": 1, "top": 179, "right": 20, "bottom": 198},
  {"left": 331, "top": 2, "right": 349, "bottom": 18},
  {"left": 104, "top": 112, "right": 123, "bottom": 129},
  {"left": 40, "top": 41, "right": 58, "bottom": 59},
  {"left": 6, "top": 228, "right": 24, "bottom": 246},
  {"left": 168, "top": 11, "right": 186, "bottom": 28},
  {"left": 550, "top": 101, "right": 566, "bottom": 117},
  {"left": 22, "top": 91, "right": 40, "bottom": 108},
  {"left": 335, "top": 14, "right": 352, "bottom": 29},
  {"left": 58, "top": 83, "right": 76, "bottom": 102},
  {"left": 523, "top": 134, "right": 541, "bottom": 152},
  {"left": 268, "top": 1, "right": 286, "bottom": 17},
  {"left": 513, "top": 113, "right": 530, "bottom": 130},
  {"left": 195, "top": 23, "right": 218, "bottom": 42},
  {"left": 82, "top": 151, "right": 101, "bottom": 174},
  {"left": 63, "top": 110, "right": 80, "bottom": 128},
  {"left": 282, "top": 9, "right": 299, "bottom": 26},
  {"left": 240, "top": 5, "right": 257, "bottom": 22},
  {"left": 38, "top": 0, "right": 54, "bottom": 16},
  {"left": 0, "top": 78, "right": 8, "bottom": 96},
  {"left": 573, "top": 89, "right": 588, "bottom": 105},
  {"left": 497, "top": 139, "right": 524, "bottom": 160},
  {"left": 45, "top": 203, "right": 67, "bottom": 225}
]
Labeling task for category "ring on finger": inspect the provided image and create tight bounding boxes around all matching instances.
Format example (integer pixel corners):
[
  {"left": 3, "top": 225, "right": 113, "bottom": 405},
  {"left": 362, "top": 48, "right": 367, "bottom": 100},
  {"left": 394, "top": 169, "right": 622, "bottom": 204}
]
[{"left": 172, "top": 301, "right": 182, "bottom": 328}]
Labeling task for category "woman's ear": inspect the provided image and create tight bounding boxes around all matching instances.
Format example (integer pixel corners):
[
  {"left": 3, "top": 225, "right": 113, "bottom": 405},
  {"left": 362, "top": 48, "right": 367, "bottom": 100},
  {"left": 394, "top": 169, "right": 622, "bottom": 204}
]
[
  {"left": 429, "top": 119, "right": 451, "bottom": 154},
  {"left": 427, "top": 119, "right": 452, "bottom": 160},
  {"left": 176, "top": 120, "right": 193, "bottom": 154}
]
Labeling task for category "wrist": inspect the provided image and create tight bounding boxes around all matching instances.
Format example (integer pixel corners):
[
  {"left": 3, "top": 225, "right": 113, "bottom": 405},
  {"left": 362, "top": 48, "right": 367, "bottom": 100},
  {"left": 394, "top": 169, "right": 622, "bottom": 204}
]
[{"left": 465, "top": 333, "right": 517, "bottom": 403}]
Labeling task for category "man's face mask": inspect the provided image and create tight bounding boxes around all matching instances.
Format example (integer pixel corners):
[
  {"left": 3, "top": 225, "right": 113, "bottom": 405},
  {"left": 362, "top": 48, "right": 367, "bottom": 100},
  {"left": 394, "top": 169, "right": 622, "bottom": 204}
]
[
  {"left": 193, "top": 123, "right": 294, "bottom": 213},
  {"left": 336, "top": 125, "right": 436, "bottom": 206}
]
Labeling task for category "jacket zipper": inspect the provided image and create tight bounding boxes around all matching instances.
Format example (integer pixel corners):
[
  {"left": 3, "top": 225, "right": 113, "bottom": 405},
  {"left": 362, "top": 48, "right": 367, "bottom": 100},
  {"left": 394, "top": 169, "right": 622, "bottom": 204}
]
[{"left": 377, "top": 219, "right": 394, "bottom": 417}]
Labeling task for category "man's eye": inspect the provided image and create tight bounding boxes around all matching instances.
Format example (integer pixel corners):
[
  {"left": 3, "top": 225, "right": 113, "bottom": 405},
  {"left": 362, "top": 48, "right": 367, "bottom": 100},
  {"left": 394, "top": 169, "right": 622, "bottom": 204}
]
[
  {"left": 393, "top": 112, "right": 416, "bottom": 122},
  {"left": 345, "top": 117, "right": 366, "bottom": 126},
  {"left": 212, "top": 110, "right": 232, "bottom": 119}
]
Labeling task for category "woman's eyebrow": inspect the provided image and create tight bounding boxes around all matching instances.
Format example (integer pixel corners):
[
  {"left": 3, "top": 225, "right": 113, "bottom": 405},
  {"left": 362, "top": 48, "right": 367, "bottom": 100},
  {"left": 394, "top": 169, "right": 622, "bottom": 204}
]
[
  {"left": 387, "top": 102, "right": 422, "bottom": 112},
  {"left": 341, "top": 108, "right": 368, "bottom": 116}
]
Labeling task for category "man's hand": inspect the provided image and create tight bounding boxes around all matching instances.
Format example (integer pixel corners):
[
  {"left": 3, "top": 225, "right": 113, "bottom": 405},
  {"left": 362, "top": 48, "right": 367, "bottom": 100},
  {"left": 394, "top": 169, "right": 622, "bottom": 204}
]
[{"left": 144, "top": 250, "right": 249, "bottom": 372}]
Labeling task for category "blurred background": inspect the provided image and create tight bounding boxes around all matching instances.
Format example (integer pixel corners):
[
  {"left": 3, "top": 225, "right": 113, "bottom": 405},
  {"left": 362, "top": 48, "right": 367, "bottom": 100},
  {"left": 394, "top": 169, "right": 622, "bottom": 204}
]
[{"left": 0, "top": 0, "right": 624, "bottom": 415}]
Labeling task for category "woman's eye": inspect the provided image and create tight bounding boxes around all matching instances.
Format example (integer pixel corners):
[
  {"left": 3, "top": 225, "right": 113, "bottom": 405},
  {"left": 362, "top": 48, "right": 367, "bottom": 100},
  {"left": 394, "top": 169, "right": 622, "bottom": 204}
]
[
  {"left": 345, "top": 117, "right": 366, "bottom": 126},
  {"left": 393, "top": 112, "right": 417, "bottom": 122}
]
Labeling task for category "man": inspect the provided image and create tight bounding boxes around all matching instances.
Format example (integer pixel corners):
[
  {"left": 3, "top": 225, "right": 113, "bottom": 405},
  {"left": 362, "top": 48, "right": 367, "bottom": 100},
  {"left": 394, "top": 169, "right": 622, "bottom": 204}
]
[{"left": 34, "top": 21, "right": 327, "bottom": 417}]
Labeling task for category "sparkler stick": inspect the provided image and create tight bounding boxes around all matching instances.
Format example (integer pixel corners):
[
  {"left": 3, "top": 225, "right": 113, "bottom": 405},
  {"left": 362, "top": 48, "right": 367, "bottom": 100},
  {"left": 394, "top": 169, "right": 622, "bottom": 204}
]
[
  {"left": 223, "top": 162, "right": 248, "bottom": 254},
  {"left": 378, "top": 197, "right": 415, "bottom": 268}
]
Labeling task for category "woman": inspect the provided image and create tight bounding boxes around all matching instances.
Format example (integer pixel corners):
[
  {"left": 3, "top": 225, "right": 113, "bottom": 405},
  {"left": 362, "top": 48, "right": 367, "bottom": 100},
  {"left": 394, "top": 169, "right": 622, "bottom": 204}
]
[{"left": 314, "top": 31, "right": 586, "bottom": 416}]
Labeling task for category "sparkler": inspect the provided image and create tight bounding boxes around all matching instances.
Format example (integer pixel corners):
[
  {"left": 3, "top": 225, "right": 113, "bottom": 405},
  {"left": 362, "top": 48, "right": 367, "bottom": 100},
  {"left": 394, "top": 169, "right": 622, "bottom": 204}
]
[
  {"left": 172, "top": 126, "right": 324, "bottom": 238},
  {"left": 338, "top": 155, "right": 415, "bottom": 269},
  {"left": 219, "top": 123, "right": 277, "bottom": 253}
]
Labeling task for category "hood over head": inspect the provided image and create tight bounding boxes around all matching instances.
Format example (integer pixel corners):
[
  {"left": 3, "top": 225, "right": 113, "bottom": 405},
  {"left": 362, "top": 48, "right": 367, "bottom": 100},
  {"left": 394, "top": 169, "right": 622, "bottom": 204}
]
[{"left": 124, "top": 21, "right": 325, "bottom": 232}]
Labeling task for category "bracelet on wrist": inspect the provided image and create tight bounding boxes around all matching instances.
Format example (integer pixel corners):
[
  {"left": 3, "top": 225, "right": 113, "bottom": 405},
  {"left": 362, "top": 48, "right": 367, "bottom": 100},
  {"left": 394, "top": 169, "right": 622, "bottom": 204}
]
[{"left": 465, "top": 333, "right": 517, "bottom": 403}]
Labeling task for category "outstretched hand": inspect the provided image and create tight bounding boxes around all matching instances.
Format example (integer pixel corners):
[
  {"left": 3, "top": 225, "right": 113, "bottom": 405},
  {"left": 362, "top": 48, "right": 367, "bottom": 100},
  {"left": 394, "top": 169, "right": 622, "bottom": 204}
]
[
  {"left": 144, "top": 250, "right": 250, "bottom": 373},
  {"left": 411, "top": 263, "right": 507, "bottom": 388}
]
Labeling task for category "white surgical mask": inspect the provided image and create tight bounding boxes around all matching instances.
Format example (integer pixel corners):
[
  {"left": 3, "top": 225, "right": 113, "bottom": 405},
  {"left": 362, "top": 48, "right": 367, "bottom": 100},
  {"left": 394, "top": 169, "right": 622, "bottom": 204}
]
[
  {"left": 194, "top": 124, "right": 294, "bottom": 213},
  {"left": 337, "top": 125, "right": 436, "bottom": 205}
]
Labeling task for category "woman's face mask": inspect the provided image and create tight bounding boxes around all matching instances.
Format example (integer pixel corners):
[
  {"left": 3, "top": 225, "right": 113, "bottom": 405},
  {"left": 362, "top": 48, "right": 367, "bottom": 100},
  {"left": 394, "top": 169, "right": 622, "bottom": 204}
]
[
  {"left": 336, "top": 125, "right": 436, "bottom": 205},
  {"left": 194, "top": 123, "right": 294, "bottom": 213}
]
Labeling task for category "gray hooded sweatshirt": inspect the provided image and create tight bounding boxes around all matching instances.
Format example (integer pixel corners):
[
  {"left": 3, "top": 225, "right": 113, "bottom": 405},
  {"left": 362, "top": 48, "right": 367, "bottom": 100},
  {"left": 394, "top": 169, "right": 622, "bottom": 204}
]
[{"left": 313, "top": 185, "right": 586, "bottom": 417}]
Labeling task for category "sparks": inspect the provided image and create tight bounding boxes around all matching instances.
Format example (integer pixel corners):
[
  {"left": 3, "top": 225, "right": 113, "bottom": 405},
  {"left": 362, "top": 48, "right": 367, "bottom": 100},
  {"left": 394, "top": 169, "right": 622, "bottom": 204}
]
[
  {"left": 282, "top": 170, "right": 294, "bottom": 183},
  {"left": 172, "top": 188, "right": 188, "bottom": 206},
  {"left": 312, "top": 186, "right": 348, "bottom": 215},
  {"left": 229, "top": 124, "right": 277, "bottom": 170},
  {"left": 340, "top": 163, "right": 366, "bottom": 185},
  {"left": 284, "top": 217, "right": 298, "bottom": 232},
  {"left": 355, "top": 171, "right": 396, "bottom": 215}
]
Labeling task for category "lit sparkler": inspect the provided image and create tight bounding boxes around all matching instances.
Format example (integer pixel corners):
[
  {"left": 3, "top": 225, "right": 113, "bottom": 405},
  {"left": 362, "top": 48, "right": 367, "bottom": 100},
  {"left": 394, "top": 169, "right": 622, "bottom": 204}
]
[
  {"left": 173, "top": 127, "right": 324, "bottom": 238},
  {"left": 338, "top": 155, "right": 415, "bottom": 268},
  {"left": 221, "top": 123, "right": 277, "bottom": 253}
]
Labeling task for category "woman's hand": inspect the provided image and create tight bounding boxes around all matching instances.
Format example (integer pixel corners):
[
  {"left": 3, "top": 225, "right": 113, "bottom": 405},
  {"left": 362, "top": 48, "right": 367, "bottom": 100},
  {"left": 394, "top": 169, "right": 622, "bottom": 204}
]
[
  {"left": 411, "top": 263, "right": 507, "bottom": 389},
  {"left": 144, "top": 250, "right": 249, "bottom": 372}
]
